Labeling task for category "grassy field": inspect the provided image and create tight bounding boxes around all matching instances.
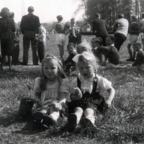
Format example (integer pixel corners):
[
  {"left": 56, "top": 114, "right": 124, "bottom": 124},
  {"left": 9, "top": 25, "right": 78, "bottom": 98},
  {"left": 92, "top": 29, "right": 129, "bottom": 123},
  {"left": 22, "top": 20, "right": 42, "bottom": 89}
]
[{"left": 0, "top": 34, "right": 144, "bottom": 144}]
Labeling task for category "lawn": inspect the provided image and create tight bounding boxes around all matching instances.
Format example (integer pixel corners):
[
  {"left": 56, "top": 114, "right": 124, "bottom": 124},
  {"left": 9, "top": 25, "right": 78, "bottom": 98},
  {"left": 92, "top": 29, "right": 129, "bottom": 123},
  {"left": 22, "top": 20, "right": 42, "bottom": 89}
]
[{"left": 0, "top": 34, "right": 144, "bottom": 144}]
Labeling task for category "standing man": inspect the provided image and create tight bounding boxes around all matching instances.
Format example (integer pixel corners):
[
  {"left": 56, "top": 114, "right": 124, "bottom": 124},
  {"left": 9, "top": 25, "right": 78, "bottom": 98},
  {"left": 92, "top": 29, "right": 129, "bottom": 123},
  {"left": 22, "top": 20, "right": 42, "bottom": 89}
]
[
  {"left": 92, "top": 13, "right": 108, "bottom": 46},
  {"left": 113, "top": 14, "right": 129, "bottom": 51},
  {"left": 20, "top": 6, "right": 40, "bottom": 65}
]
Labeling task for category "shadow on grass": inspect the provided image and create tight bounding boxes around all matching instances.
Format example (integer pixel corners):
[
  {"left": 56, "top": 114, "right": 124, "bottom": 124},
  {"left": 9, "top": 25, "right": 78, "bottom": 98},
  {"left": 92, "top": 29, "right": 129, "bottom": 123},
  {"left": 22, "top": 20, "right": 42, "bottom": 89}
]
[
  {"left": 0, "top": 112, "right": 30, "bottom": 127},
  {"left": 0, "top": 67, "right": 40, "bottom": 80}
]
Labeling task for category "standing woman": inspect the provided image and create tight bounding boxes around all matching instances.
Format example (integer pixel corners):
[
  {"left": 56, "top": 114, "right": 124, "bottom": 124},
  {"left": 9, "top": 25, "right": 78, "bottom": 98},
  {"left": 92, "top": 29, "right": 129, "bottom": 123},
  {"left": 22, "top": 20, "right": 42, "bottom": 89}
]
[
  {"left": 55, "top": 15, "right": 65, "bottom": 60},
  {"left": 68, "top": 18, "right": 81, "bottom": 45},
  {"left": 0, "top": 7, "right": 15, "bottom": 70}
]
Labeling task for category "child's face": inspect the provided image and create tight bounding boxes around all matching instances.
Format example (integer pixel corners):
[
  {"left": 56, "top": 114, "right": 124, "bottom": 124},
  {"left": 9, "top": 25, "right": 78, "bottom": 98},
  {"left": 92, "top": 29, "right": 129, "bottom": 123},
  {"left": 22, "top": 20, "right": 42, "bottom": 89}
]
[
  {"left": 67, "top": 45, "right": 76, "bottom": 54},
  {"left": 106, "top": 37, "right": 113, "bottom": 46},
  {"left": 78, "top": 61, "right": 95, "bottom": 79},
  {"left": 91, "top": 41, "right": 100, "bottom": 48},
  {"left": 133, "top": 45, "right": 141, "bottom": 52},
  {"left": 43, "top": 59, "right": 59, "bottom": 81}
]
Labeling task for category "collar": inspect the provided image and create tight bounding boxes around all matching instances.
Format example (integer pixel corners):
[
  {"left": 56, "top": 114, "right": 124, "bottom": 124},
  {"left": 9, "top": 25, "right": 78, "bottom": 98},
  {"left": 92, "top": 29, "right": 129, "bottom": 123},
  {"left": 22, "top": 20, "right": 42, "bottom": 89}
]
[
  {"left": 111, "top": 44, "right": 114, "bottom": 46},
  {"left": 78, "top": 73, "right": 96, "bottom": 83}
]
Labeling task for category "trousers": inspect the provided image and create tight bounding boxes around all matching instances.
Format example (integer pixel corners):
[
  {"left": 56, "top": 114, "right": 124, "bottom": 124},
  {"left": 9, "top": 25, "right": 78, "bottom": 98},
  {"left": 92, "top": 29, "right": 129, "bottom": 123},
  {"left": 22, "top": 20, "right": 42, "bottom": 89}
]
[{"left": 23, "top": 31, "right": 38, "bottom": 65}]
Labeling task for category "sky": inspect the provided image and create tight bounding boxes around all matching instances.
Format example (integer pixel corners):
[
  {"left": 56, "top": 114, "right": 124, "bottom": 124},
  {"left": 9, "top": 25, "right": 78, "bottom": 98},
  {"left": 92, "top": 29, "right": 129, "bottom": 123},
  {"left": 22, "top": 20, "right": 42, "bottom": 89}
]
[{"left": 0, "top": 0, "right": 85, "bottom": 23}]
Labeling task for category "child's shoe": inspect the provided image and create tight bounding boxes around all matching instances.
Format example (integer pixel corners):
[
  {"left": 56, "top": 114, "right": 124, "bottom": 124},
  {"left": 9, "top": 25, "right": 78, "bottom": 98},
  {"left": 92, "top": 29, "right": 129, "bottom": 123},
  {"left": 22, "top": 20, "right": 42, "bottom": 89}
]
[
  {"left": 32, "top": 111, "right": 44, "bottom": 124},
  {"left": 80, "top": 117, "right": 96, "bottom": 129},
  {"left": 67, "top": 113, "right": 77, "bottom": 132},
  {"left": 42, "top": 115, "right": 56, "bottom": 127}
]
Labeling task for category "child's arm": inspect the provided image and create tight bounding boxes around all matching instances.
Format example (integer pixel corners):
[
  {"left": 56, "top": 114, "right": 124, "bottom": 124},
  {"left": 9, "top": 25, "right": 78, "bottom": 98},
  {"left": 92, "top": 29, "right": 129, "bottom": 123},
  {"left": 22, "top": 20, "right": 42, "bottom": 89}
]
[
  {"left": 34, "top": 91, "right": 42, "bottom": 107},
  {"left": 51, "top": 92, "right": 68, "bottom": 111},
  {"left": 106, "top": 87, "right": 115, "bottom": 107},
  {"left": 72, "top": 27, "right": 77, "bottom": 37},
  {"left": 70, "top": 87, "right": 82, "bottom": 101}
]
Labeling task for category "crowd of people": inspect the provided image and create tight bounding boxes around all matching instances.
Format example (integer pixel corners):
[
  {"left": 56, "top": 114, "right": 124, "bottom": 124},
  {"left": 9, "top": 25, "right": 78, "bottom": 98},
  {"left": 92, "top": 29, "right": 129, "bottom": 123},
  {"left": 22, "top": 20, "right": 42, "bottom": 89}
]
[{"left": 1, "top": 6, "right": 144, "bottom": 133}]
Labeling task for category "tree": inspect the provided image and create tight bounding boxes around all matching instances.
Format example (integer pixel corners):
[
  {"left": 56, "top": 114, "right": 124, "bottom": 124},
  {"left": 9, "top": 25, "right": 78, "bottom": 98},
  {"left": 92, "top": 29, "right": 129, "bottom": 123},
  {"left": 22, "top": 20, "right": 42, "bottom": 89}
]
[{"left": 78, "top": 0, "right": 133, "bottom": 26}]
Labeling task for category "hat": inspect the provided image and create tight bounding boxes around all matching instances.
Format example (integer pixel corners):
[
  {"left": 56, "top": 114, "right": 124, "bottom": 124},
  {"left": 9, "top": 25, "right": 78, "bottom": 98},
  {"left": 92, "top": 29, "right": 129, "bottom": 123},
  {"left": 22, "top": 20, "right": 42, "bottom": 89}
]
[
  {"left": 28, "top": 6, "right": 34, "bottom": 12},
  {"left": 91, "top": 37, "right": 102, "bottom": 43}
]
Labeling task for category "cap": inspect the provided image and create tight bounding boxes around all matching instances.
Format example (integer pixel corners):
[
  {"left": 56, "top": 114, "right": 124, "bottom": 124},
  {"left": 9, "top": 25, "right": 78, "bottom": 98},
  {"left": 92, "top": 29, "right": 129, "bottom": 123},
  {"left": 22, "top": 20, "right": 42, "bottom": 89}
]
[{"left": 91, "top": 37, "right": 102, "bottom": 43}]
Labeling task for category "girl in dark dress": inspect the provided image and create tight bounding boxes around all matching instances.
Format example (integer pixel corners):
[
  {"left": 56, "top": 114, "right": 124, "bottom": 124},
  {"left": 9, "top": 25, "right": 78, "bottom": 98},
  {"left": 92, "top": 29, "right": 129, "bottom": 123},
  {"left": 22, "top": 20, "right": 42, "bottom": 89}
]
[{"left": 0, "top": 7, "right": 15, "bottom": 70}]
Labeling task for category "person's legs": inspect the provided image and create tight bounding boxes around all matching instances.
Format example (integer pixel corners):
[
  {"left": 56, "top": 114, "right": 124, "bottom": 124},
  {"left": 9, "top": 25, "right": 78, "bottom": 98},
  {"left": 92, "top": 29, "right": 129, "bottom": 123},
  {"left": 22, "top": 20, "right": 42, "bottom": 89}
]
[
  {"left": 31, "top": 39, "right": 38, "bottom": 65},
  {"left": 38, "top": 42, "right": 45, "bottom": 62},
  {"left": 114, "top": 33, "right": 126, "bottom": 51},
  {"left": 23, "top": 38, "right": 30, "bottom": 65},
  {"left": 127, "top": 44, "right": 133, "bottom": 61},
  {"left": 8, "top": 56, "right": 12, "bottom": 70},
  {"left": 58, "top": 44, "right": 64, "bottom": 60},
  {"left": 12, "top": 44, "right": 20, "bottom": 64}
]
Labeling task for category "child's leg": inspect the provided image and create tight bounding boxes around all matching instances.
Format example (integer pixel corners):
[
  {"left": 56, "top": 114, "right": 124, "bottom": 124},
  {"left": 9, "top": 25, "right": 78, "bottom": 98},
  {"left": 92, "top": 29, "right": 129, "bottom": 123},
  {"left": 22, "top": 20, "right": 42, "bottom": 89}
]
[
  {"left": 58, "top": 44, "right": 64, "bottom": 60},
  {"left": 127, "top": 44, "right": 133, "bottom": 60},
  {"left": 67, "top": 107, "right": 83, "bottom": 132},
  {"left": 8, "top": 56, "right": 12, "bottom": 70},
  {"left": 84, "top": 108, "right": 95, "bottom": 124},
  {"left": 74, "top": 107, "right": 83, "bottom": 124},
  {"left": 80, "top": 108, "right": 96, "bottom": 128},
  {"left": 50, "top": 111, "right": 60, "bottom": 121}
]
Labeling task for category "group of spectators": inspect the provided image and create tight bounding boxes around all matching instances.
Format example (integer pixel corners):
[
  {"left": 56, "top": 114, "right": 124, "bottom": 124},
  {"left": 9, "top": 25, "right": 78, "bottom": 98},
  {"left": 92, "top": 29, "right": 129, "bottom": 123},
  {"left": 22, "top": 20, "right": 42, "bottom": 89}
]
[{"left": 0, "top": 6, "right": 144, "bottom": 70}]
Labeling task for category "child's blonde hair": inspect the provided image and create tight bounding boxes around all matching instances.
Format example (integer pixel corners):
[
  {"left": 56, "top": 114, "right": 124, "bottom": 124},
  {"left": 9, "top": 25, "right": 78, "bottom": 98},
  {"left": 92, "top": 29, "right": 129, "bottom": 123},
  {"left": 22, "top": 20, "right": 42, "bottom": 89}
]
[
  {"left": 40, "top": 54, "right": 66, "bottom": 89},
  {"left": 77, "top": 40, "right": 92, "bottom": 54},
  {"left": 76, "top": 51, "right": 99, "bottom": 72},
  {"left": 39, "top": 25, "right": 47, "bottom": 34}
]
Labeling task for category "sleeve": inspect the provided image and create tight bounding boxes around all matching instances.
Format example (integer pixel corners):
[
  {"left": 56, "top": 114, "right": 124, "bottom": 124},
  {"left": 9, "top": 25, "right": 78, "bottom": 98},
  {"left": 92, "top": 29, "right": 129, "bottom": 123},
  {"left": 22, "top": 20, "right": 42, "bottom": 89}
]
[
  {"left": 59, "top": 78, "right": 70, "bottom": 93},
  {"left": 10, "top": 19, "right": 15, "bottom": 32},
  {"left": 97, "top": 75, "right": 112, "bottom": 91},
  {"left": 34, "top": 77, "right": 42, "bottom": 93},
  {"left": 20, "top": 16, "right": 25, "bottom": 34}
]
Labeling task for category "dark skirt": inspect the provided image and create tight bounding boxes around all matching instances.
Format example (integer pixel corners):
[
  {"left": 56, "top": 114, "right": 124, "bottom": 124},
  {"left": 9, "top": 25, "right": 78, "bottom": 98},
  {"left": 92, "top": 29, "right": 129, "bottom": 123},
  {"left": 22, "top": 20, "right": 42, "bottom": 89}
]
[{"left": 1, "top": 39, "right": 14, "bottom": 56}]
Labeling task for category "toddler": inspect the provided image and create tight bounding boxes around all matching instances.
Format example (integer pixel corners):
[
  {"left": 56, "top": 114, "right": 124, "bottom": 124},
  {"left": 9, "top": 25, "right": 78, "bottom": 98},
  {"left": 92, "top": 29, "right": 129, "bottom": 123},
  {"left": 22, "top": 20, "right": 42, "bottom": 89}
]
[
  {"left": 36, "top": 25, "right": 47, "bottom": 62},
  {"left": 33, "top": 54, "right": 69, "bottom": 127},
  {"left": 65, "top": 51, "right": 115, "bottom": 132}
]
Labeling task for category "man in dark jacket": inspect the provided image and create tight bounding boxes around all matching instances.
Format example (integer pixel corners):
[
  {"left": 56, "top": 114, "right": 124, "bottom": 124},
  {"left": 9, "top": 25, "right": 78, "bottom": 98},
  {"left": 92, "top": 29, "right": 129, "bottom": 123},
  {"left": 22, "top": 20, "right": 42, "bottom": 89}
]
[
  {"left": 20, "top": 6, "right": 40, "bottom": 65},
  {"left": 92, "top": 13, "right": 108, "bottom": 46}
]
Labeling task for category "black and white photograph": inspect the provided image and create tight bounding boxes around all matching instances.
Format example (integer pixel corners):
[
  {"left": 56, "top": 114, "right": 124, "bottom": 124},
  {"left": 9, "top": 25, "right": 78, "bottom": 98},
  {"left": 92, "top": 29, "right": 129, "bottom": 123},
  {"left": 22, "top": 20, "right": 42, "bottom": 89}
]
[{"left": 0, "top": 0, "right": 144, "bottom": 143}]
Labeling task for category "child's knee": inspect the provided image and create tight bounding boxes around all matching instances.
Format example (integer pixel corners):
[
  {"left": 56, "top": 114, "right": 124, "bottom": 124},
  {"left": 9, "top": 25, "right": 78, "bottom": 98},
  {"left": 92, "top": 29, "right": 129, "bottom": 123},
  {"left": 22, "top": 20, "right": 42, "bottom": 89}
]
[
  {"left": 84, "top": 108, "right": 94, "bottom": 116},
  {"left": 74, "top": 107, "right": 83, "bottom": 113}
]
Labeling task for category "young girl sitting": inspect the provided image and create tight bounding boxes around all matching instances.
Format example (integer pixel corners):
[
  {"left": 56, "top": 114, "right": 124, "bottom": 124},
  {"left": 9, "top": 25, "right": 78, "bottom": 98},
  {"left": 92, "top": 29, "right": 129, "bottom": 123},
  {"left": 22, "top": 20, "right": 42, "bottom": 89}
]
[
  {"left": 66, "top": 51, "right": 115, "bottom": 132},
  {"left": 32, "top": 54, "right": 69, "bottom": 127},
  {"left": 36, "top": 25, "right": 47, "bottom": 62}
]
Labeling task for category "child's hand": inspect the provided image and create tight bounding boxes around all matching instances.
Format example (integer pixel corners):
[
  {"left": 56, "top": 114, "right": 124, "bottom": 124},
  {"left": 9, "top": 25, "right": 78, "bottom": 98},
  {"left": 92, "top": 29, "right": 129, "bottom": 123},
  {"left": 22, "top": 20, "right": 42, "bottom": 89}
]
[
  {"left": 51, "top": 101, "right": 62, "bottom": 111},
  {"left": 74, "top": 87, "right": 82, "bottom": 100},
  {"left": 105, "top": 100, "right": 111, "bottom": 108}
]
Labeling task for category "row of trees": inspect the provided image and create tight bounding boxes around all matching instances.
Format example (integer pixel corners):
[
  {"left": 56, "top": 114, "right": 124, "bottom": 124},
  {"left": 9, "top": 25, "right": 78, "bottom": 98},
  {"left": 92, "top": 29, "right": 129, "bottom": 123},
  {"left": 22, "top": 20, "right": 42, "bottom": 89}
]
[{"left": 77, "top": 0, "right": 144, "bottom": 26}]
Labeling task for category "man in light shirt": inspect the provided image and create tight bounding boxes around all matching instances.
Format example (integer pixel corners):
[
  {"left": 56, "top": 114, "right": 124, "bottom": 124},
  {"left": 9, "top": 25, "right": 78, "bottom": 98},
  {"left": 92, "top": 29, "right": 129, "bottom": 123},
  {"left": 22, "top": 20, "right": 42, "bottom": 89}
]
[{"left": 113, "top": 14, "right": 129, "bottom": 51}]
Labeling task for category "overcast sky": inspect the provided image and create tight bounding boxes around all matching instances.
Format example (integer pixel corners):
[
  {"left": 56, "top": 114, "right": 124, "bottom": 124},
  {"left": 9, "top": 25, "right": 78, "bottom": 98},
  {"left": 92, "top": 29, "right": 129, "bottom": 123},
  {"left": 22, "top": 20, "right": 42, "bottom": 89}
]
[{"left": 0, "top": 0, "right": 85, "bottom": 23}]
